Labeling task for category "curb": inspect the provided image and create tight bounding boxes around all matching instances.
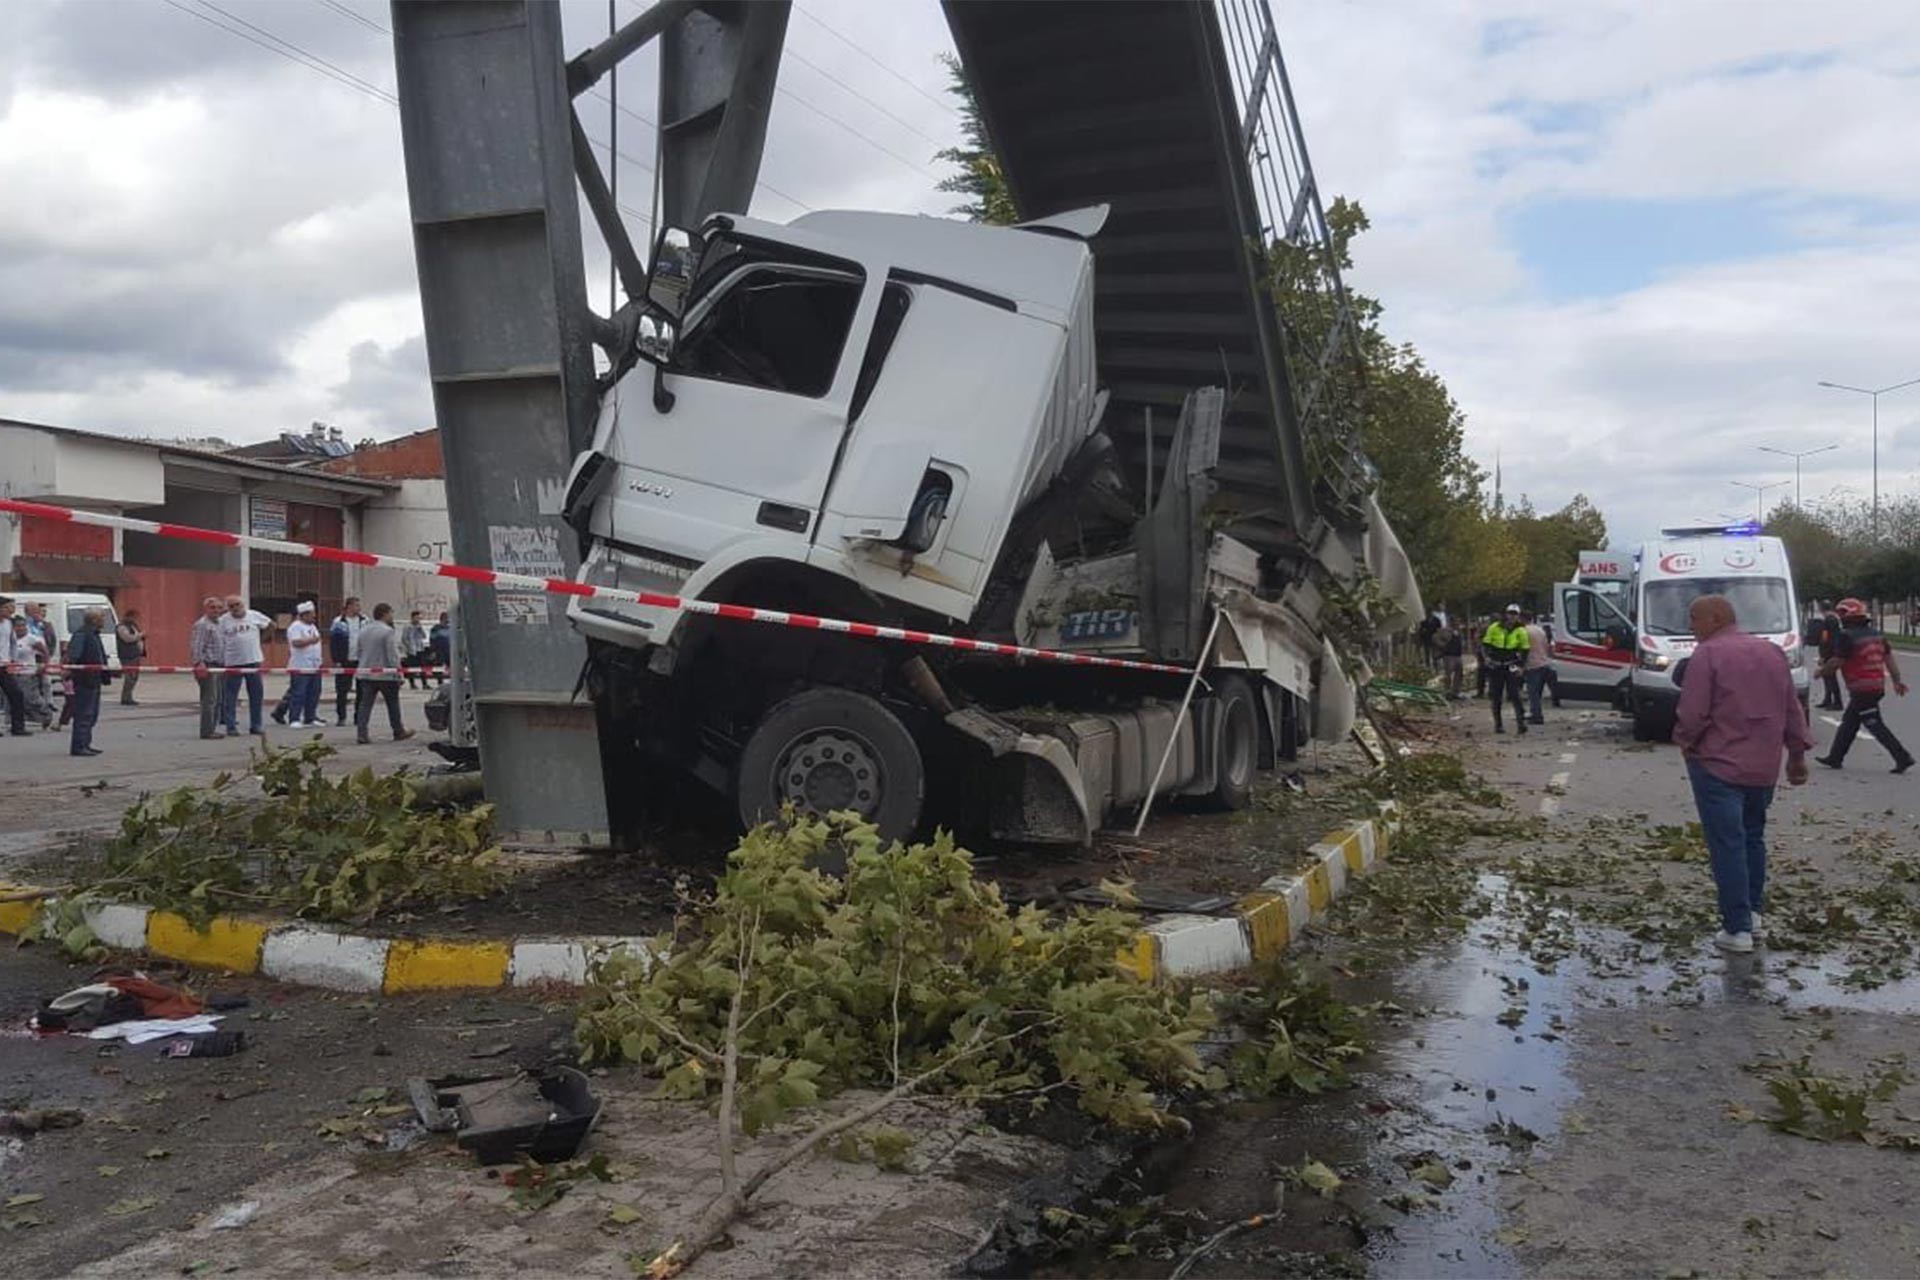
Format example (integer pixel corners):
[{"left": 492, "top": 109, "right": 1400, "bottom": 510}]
[
  {"left": 3, "top": 802, "right": 1401, "bottom": 995},
  {"left": 0, "top": 891, "right": 648, "bottom": 994},
  {"left": 1115, "top": 801, "right": 1401, "bottom": 982}
]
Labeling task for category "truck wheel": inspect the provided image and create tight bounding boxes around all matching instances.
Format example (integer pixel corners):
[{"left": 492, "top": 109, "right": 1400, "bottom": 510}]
[
  {"left": 1205, "top": 675, "right": 1259, "bottom": 811},
  {"left": 736, "top": 688, "right": 924, "bottom": 842}
]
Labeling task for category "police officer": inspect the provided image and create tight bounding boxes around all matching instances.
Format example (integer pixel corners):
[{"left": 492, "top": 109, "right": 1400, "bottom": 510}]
[
  {"left": 1815, "top": 598, "right": 1914, "bottom": 774},
  {"left": 1482, "top": 604, "right": 1531, "bottom": 734}
]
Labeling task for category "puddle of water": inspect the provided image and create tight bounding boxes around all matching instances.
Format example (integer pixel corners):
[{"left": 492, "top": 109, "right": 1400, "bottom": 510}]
[
  {"left": 1036, "top": 862, "right": 1916, "bottom": 1279},
  {"left": 1354, "top": 882, "right": 1580, "bottom": 1278}
]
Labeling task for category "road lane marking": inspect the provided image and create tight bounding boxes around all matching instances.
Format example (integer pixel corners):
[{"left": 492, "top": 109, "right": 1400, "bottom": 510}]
[
  {"left": 1558, "top": 752, "right": 1577, "bottom": 763},
  {"left": 1539, "top": 795, "right": 1561, "bottom": 817},
  {"left": 1549, "top": 771, "right": 1571, "bottom": 789},
  {"left": 1821, "top": 715, "right": 1843, "bottom": 727}
]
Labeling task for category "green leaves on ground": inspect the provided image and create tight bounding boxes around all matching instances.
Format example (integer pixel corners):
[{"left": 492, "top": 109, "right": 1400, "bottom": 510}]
[
  {"left": 576, "top": 815, "right": 1214, "bottom": 1132},
  {"left": 1757, "top": 1055, "right": 1920, "bottom": 1150},
  {"left": 71, "top": 740, "right": 504, "bottom": 925},
  {"left": 1221, "top": 962, "right": 1372, "bottom": 1096},
  {"left": 1286, "top": 1157, "right": 1343, "bottom": 1198}
]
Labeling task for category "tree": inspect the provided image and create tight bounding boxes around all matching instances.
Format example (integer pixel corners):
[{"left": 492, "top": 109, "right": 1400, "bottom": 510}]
[
  {"left": 1502, "top": 493, "right": 1608, "bottom": 610},
  {"left": 932, "top": 54, "right": 1017, "bottom": 225}
]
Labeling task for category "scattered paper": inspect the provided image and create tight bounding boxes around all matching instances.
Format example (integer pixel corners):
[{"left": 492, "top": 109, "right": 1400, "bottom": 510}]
[{"left": 87, "top": 1016, "right": 222, "bottom": 1045}]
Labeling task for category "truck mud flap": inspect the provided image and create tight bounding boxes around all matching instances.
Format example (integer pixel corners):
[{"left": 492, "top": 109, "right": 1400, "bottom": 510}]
[{"left": 944, "top": 708, "right": 1093, "bottom": 846}]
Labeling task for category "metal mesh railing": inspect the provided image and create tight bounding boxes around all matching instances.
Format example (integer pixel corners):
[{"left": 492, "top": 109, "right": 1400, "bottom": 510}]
[{"left": 1214, "top": 0, "right": 1375, "bottom": 519}]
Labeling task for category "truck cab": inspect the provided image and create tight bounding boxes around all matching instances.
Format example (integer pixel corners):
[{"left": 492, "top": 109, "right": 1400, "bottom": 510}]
[{"left": 564, "top": 209, "right": 1101, "bottom": 656}]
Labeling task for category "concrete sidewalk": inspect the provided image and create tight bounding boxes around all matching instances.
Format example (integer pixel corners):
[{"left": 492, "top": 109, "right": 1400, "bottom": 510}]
[{"left": 0, "top": 673, "right": 444, "bottom": 874}]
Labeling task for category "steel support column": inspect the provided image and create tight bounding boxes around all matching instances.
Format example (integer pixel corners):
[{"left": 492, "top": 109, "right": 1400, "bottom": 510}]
[{"left": 390, "top": 0, "right": 609, "bottom": 846}]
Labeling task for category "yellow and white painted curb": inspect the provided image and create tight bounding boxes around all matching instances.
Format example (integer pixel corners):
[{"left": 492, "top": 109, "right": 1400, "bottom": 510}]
[
  {"left": 4, "top": 801, "right": 1399, "bottom": 994},
  {"left": 0, "top": 888, "right": 646, "bottom": 994},
  {"left": 1116, "top": 801, "right": 1401, "bottom": 982}
]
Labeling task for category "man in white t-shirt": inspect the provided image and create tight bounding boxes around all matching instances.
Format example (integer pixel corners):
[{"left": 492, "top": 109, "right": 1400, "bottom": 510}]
[
  {"left": 281, "top": 601, "right": 325, "bottom": 727},
  {"left": 1523, "top": 611, "right": 1554, "bottom": 726},
  {"left": 217, "top": 595, "right": 273, "bottom": 737}
]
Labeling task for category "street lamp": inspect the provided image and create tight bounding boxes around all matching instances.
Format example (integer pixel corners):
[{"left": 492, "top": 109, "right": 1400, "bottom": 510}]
[
  {"left": 1757, "top": 443, "right": 1837, "bottom": 509},
  {"left": 1730, "top": 479, "right": 1790, "bottom": 523},
  {"left": 1817, "top": 376, "right": 1920, "bottom": 537}
]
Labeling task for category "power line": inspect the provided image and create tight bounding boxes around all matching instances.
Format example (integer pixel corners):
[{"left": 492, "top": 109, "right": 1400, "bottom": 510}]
[
  {"left": 160, "top": 0, "right": 394, "bottom": 106},
  {"left": 791, "top": 2, "right": 958, "bottom": 119},
  {"left": 169, "top": 0, "right": 806, "bottom": 224},
  {"left": 194, "top": 0, "right": 398, "bottom": 104},
  {"left": 617, "top": 0, "right": 906, "bottom": 195},
  {"left": 784, "top": 46, "right": 943, "bottom": 146},
  {"left": 776, "top": 80, "right": 939, "bottom": 179},
  {"left": 311, "top": 0, "right": 386, "bottom": 37},
  {"left": 587, "top": 87, "right": 655, "bottom": 131}
]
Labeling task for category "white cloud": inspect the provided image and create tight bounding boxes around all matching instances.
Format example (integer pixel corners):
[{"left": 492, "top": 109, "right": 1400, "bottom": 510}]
[{"left": 4, "top": 0, "right": 1919, "bottom": 568}]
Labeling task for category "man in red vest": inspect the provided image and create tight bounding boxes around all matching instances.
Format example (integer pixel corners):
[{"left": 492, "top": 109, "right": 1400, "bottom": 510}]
[{"left": 1815, "top": 598, "right": 1913, "bottom": 774}]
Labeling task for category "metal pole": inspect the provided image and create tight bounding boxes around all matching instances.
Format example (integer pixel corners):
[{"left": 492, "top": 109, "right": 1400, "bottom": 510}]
[
  {"left": 1872, "top": 391, "right": 1879, "bottom": 538},
  {"left": 1132, "top": 608, "right": 1224, "bottom": 837},
  {"left": 608, "top": 0, "right": 617, "bottom": 320}
]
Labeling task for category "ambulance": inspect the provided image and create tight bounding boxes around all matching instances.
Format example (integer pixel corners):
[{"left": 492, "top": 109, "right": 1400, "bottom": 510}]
[{"left": 1551, "top": 523, "right": 1809, "bottom": 741}]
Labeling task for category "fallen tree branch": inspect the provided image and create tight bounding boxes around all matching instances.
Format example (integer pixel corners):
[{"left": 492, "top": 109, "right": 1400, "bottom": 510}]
[
  {"left": 0, "top": 886, "right": 66, "bottom": 904},
  {"left": 1168, "top": 1183, "right": 1285, "bottom": 1280},
  {"left": 653, "top": 1019, "right": 1044, "bottom": 1278}
]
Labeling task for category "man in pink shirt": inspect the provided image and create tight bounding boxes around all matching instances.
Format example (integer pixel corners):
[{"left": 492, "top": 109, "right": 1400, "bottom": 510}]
[{"left": 1672, "top": 595, "right": 1812, "bottom": 953}]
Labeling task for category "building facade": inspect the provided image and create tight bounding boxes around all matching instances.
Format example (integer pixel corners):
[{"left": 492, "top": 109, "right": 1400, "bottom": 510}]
[{"left": 0, "top": 420, "right": 395, "bottom": 665}]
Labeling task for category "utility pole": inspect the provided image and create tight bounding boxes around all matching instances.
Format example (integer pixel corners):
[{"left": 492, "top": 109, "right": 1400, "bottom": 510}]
[
  {"left": 1730, "top": 479, "right": 1789, "bottom": 524},
  {"left": 1817, "top": 376, "right": 1920, "bottom": 538},
  {"left": 1757, "top": 443, "right": 1837, "bottom": 509}
]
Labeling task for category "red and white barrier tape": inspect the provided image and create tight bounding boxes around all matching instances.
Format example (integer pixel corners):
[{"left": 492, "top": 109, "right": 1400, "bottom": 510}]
[
  {"left": 0, "top": 496, "right": 1187, "bottom": 675},
  {"left": 5, "top": 664, "right": 447, "bottom": 677}
]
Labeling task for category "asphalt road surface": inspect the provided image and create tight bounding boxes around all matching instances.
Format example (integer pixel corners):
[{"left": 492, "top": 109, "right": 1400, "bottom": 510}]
[{"left": 2, "top": 681, "right": 1914, "bottom": 1276}]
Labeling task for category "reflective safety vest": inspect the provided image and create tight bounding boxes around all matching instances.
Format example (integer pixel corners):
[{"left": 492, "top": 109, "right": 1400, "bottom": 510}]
[
  {"left": 1482, "top": 622, "right": 1530, "bottom": 664},
  {"left": 1838, "top": 626, "right": 1890, "bottom": 693}
]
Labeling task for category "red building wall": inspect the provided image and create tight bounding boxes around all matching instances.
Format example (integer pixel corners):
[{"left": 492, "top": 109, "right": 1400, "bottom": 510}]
[
  {"left": 116, "top": 567, "right": 239, "bottom": 666},
  {"left": 319, "top": 429, "right": 443, "bottom": 480},
  {"left": 21, "top": 516, "right": 113, "bottom": 558}
]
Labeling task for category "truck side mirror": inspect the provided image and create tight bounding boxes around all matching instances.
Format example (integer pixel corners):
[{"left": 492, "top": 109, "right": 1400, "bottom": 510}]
[
  {"left": 646, "top": 226, "right": 700, "bottom": 322},
  {"left": 635, "top": 313, "right": 677, "bottom": 366}
]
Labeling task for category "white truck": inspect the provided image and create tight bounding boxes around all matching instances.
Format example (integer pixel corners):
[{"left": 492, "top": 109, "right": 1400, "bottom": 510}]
[
  {"left": 559, "top": 208, "right": 1416, "bottom": 842},
  {"left": 1552, "top": 523, "right": 1808, "bottom": 741}
]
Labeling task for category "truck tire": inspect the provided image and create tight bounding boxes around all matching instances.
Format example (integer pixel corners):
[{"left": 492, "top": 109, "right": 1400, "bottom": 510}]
[
  {"left": 1204, "top": 674, "right": 1259, "bottom": 811},
  {"left": 736, "top": 688, "right": 925, "bottom": 842}
]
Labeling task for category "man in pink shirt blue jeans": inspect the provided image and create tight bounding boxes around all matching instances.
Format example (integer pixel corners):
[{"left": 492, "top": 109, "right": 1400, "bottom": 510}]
[{"left": 1672, "top": 595, "right": 1812, "bottom": 954}]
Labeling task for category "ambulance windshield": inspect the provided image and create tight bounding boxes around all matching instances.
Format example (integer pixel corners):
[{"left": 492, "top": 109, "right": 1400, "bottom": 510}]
[{"left": 1644, "top": 578, "right": 1792, "bottom": 637}]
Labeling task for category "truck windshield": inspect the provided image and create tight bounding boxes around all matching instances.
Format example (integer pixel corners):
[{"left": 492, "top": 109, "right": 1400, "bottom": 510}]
[
  {"left": 1643, "top": 578, "right": 1791, "bottom": 636},
  {"left": 673, "top": 236, "right": 864, "bottom": 398}
]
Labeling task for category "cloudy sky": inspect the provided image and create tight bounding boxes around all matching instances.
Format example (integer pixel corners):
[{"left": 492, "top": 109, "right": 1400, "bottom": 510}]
[{"left": 4, "top": 1, "right": 1919, "bottom": 547}]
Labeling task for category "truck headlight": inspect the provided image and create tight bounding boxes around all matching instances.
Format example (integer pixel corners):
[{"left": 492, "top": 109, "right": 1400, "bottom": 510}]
[{"left": 1639, "top": 652, "right": 1670, "bottom": 672}]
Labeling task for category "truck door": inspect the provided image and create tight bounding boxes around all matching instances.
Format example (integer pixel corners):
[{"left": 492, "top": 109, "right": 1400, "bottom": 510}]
[
  {"left": 606, "top": 241, "right": 874, "bottom": 561},
  {"left": 1551, "top": 582, "right": 1634, "bottom": 702}
]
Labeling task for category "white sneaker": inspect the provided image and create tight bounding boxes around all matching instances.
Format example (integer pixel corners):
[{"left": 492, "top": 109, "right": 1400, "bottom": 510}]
[{"left": 1714, "top": 930, "right": 1754, "bottom": 954}]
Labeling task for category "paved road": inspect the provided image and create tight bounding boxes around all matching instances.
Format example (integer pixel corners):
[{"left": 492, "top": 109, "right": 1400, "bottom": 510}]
[
  {"left": 0, "top": 673, "right": 444, "bottom": 876},
  {"left": 1149, "top": 692, "right": 1920, "bottom": 1278}
]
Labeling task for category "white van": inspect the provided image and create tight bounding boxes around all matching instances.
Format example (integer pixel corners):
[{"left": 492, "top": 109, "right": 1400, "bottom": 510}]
[
  {"left": 1552, "top": 524, "right": 1808, "bottom": 741},
  {"left": 6, "top": 592, "right": 124, "bottom": 678}
]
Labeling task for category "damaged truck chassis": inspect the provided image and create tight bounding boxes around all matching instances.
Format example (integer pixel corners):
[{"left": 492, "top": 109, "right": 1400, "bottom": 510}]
[{"left": 564, "top": 211, "right": 1364, "bottom": 846}]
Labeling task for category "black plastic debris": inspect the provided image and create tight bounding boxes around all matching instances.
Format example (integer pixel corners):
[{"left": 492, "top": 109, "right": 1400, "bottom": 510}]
[{"left": 409, "top": 1067, "right": 601, "bottom": 1165}]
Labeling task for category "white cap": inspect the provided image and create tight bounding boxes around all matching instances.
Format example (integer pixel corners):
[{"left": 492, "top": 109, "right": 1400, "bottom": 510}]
[
  {"left": 296, "top": 601, "right": 316, "bottom": 614},
  {"left": 1505, "top": 603, "right": 1522, "bottom": 612}
]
